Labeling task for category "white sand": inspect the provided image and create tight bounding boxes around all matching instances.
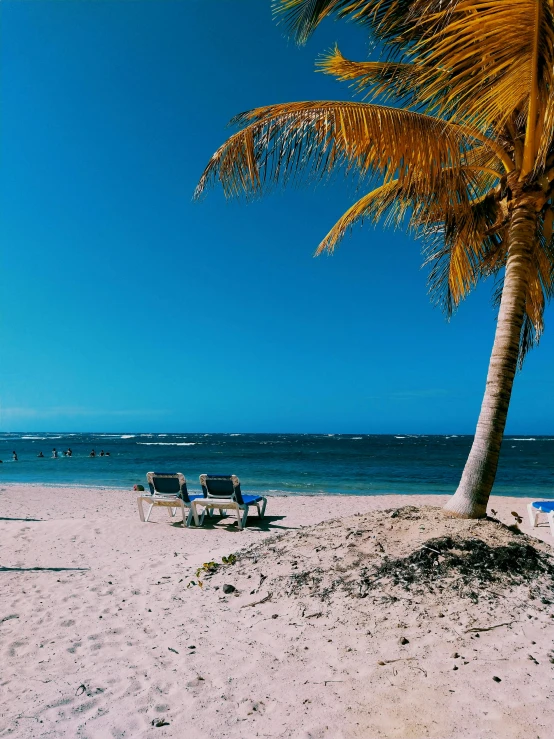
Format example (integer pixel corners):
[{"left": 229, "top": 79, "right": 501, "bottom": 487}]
[{"left": 0, "top": 484, "right": 552, "bottom": 738}]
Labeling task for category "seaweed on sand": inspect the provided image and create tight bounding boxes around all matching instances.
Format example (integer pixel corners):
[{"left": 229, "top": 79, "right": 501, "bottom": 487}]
[{"left": 358, "top": 536, "right": 554, "bottom": 601}]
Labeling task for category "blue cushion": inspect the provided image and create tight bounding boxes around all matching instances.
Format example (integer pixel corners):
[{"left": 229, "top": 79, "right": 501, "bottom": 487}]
[
  {"left": 531, "top": 501, "right": 554, "bottom": 512},
  {"left": 241, "top": 495, "right": 263, "bottom": 505}
]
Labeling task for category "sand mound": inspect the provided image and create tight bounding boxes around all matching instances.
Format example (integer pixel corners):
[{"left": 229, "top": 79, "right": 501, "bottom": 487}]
[{"left": 211, "top": 506, "right": 554, "bottom": 613}]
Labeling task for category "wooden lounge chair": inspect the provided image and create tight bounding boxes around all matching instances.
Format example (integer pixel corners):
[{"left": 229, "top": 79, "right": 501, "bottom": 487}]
[
  {"left": 527, "top": 501, "right": 554, "bottom": 536},
  {"left": 137, "top": 472, "right": 202, "bottom": 527},
  {"left": 193, "top": 474, "right": 267, "bottom": 530}
]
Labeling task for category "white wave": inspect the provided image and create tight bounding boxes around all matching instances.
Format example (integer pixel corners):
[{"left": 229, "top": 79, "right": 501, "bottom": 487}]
[
  {"left": 351, "top": 437, "right": 362, "bottom": 440},
  {"left": 120, "top": 435, "right": 136, "bottom": 439},
  {"left": 512, "top": 438, "right": 536, "bottom": 441},
  {"left": 23, "top": 435, "right": 62, "bottom": 439},
  {"left": 137, "top": 442, "right": 197, "bottom": 446},
  {"left": 230, "top": 434, "right": 241, "bottom": 436},
  {"left": 395, "top": 436, "right": 406, "bottom": 439},
  {"left": 158, "top": 434, "right": 167, "bottom": 437}
]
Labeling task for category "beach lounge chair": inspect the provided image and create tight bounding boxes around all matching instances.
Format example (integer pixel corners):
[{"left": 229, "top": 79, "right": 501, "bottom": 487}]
[
  {"left": 193, "top": 474, "right": 267, "bottom": 530},
  {"left": 137, "top": 472, "right": 202, "bottom": 527},
  {"left": 527, "top": 501, "right": 554, "bottom": 536}
]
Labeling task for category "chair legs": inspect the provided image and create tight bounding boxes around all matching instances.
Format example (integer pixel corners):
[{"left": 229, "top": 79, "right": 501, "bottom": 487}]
[
  {"left": 186, "top": 505, "right": 200, "bottom": 528},
  {"left": 137, "top": 498, "right": 146, "bottom": 522},
  {"left": 240, "top": 506, "right": 249, "bottom": 530},
  {"left": 547, "top": 512, "right": 554, "bottom": 537},
  {"left": 183, "top": 499, "right": 268, "bottom": 530},
  {"left": 137, "top": 497, "right": 199, "bottom": 527}
]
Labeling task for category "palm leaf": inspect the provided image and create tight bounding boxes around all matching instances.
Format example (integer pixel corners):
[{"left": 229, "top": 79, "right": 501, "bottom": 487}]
[
  {"left": 195, "top": 101, "right": 499, "bottom": 200},
  {"left": 423, "top": 193, "right": 501, "bottom": 316},
  {"left": 317, "top": 46, "right": 423, "bottom": 106},
  {"left": 316, "top": 165, "right": 500, "bottom": 255},
  {"left": 414, "top": 0, "right": 554, "bottom": 134},
  {"left": 316, "top": 180, "right": 402, "bottom": 255},
  {"left": 273, "top": 0, "right": 446, "bottom": 47},
  {"left": 273, "top": 0, "right": 342, "bottom": 43}
]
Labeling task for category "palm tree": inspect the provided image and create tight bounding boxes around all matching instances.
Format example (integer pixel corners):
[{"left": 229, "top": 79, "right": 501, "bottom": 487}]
[{"left": 196, "top": 0, "right": 554, "bottom": 518}]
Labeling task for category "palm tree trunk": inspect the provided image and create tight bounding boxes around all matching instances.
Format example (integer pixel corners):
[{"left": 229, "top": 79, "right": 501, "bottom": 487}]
[{"left": 443, "top": 198, "right": 538, "bottom": 518}]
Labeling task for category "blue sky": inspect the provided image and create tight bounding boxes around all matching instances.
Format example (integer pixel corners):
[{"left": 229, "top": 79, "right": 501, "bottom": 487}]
[{"left": 1, "top": 0, "right": 552, "bottom": 434}]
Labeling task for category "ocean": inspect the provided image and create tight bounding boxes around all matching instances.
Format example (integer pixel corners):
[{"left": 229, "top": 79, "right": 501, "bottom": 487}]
[{"left": 0, "top": 432, "right": 552, "bottom": 498}]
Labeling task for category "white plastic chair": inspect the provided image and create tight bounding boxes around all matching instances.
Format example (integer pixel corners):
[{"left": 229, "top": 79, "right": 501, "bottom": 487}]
[
  {"left": 193, "top": 474, "right": 267, "bottom": 530},
  {"left": 527, "top": 501, "right": 554, "bottom": 537},
  {"left": 137, "top": 472, "right": 202, "bottom": 527}
]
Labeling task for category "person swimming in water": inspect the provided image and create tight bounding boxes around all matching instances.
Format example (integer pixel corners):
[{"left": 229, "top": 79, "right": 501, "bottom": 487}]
[
  {"left": 37, "top": 451, "right": 44, "bottom": 458},
  {"left": 100, "top": 450, "right": 105, "bottom": 457},
  {"left": 52, "top": 448, "right": 58, "bottom": 458},
  {"left": 67, "top": 448, "right": 72, "bottom": 457},
  {"left": 89, "top": 449, "right": 96, "bottom": 458},
  {"left": 12, "top": 451, "right": 18, "bottom": 461}
]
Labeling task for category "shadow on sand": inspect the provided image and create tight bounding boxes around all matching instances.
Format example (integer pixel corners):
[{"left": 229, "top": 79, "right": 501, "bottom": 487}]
[
  {"left": 181, "top": 514, "right": 296, "bottom": 533},
  {"left": 0, "top": 566, "right": 89, "bottom": 572},
  {"left": 0, "top": 517, "right": 43, "bottom": 522}
]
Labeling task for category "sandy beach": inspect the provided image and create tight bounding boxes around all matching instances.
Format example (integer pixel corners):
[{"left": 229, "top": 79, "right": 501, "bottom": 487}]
[{"left": 1, "top": 484, "right": 553, "bottom": 739}]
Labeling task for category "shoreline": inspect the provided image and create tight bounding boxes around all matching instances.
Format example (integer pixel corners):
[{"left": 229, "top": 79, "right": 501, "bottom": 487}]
[
  {"left": 1, "top": 485, "right": 552, "bottom": 738},
  {"left": 0, "top": 480, "right": 552, "bottom": 499},
  {"left": 0, "top": 484, "right": 551, "bottom": 541}
]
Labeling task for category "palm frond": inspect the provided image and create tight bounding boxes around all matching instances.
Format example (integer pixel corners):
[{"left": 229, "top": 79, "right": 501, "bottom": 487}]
[
  {"left": 423, "top": 193, "right": 501, "bottom": 316},
  {"left": 317, "top": 46, "right": 423, "bottom": 106},
  {"left": 316, "top": 180, "right": 402, "bottom": 255},
  {"left": 273, "top": 0, "right": 447, "bottom": 48},
  {"left": 317, "top": 165, "right": 500, "bottom": 256},
  {"left": 273, "top": 0, "right": 342, "bottom": 44},
  {"left": 537, "top": 90, "right": 554, "bottom": 168},
  {"left": 195, "top": 101, "right": 500, "bottom": 200},
  {"left": 414, "top": 0, "right": 554, "bottom": 134}
]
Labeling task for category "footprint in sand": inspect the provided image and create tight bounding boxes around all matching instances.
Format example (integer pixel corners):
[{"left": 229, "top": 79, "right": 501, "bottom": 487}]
[
  {"left": 185, "top": 676, "right": 209, "bottom": 694},
  {"left": 72, "top": 698, "right": 97, "bottom": 715},
  {"left": 8, "top": 641, "right": 26, "bottom": 657}
]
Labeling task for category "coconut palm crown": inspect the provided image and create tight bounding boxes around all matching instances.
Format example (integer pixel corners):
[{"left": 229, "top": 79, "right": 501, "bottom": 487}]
[{"left": 195, "top": 0, "right": 554, "bottom": 518}]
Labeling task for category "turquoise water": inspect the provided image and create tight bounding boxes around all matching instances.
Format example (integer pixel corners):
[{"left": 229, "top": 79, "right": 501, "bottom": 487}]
[{"left": 0, "top": 433, "right": 552, "bottom": 498}]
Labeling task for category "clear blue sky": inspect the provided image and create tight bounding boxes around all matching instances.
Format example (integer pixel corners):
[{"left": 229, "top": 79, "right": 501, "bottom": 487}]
[{"left": 1, "top": 0, "right": 552, "bottom": 434}]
